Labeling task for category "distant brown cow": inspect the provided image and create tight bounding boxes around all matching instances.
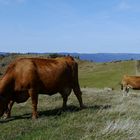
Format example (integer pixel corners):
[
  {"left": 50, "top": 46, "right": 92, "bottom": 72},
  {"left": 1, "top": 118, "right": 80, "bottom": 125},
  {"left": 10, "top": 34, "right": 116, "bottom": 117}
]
[
  {"left": 121, "top": 75, "right": 140, "bottom": 96},
  {"left": 0, "top": 56, "right": 85, "bottom": 119}
]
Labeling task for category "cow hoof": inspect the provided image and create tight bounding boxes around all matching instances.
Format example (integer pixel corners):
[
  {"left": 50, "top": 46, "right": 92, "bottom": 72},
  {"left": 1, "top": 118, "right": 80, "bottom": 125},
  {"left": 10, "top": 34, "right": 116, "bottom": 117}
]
[
  {"left": 32, "top": 116, "right": 38, "bottom": 119},
  {"left": 32, "top": 114, "right": 39, "bottom": 119},
  {"left": 80, "top": 105, "right": 87, "bottom": 109},
  {"left": 2, "top": 116, "right": 10, "bottom": 120},
  {"left": 62, "top": 106, "right": 67, "bottom": 111},
  {"left": 2, "top": 114, "right": 11, "bottom": 120}
]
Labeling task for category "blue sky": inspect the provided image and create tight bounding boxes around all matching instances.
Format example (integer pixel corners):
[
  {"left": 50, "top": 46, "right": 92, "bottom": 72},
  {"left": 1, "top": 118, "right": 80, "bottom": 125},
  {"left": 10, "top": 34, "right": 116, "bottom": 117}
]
[{"left": 0, "top": 0, "right": 140, "bottom": 53}]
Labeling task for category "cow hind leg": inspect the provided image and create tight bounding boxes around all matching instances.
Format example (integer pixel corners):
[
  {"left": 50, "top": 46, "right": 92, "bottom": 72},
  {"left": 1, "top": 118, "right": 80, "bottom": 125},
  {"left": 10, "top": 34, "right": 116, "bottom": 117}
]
[
  {"left": 29, "top": 89, "right": 38, "bottom": 119},
  {"left": 73, "top": 88, "right": 85, "bottom": 109}
]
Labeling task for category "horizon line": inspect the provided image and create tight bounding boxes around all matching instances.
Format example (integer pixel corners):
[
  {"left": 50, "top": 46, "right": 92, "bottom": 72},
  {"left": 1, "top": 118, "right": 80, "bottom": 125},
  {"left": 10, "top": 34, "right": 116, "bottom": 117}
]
[{"left": 1, "top": 52, "right": 140, "bottom": 55}]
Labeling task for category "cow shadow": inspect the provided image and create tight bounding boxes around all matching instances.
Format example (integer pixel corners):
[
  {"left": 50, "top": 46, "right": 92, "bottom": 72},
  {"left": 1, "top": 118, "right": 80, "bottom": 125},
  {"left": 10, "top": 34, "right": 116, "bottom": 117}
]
[{"left": 0, "top": 104, "right": 111, "bottom": 123}]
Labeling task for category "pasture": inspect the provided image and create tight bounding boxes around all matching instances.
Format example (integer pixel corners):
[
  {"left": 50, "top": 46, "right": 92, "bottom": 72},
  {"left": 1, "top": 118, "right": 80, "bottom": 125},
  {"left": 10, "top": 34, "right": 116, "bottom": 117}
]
[{"left": 0, "top": 54, "right": 139, "bottom": 140}]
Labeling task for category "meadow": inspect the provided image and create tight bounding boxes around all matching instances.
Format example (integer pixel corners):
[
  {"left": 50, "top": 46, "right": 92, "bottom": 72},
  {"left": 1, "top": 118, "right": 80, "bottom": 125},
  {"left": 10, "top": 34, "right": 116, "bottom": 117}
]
[{"left": 0, "top": 54, "right": 139, "bottom": 140}]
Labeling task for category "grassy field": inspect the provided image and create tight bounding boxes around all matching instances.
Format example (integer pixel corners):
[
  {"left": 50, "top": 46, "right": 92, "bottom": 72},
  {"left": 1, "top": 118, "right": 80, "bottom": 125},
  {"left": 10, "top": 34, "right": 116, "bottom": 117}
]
[
  {"left": 0, "top": 54, "right": 139, "bottom": 140},
  {"left": 79, "top": 60, "right": 135, "bottom": 89},
  {"left": 1, "top": 89, "right": 140, "bottom": 140}
]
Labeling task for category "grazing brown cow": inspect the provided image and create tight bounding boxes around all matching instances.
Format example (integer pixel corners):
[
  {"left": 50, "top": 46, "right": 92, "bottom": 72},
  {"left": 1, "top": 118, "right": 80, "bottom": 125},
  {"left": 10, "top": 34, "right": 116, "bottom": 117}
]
[
  {"left": 121, "top": 75, "right": 140, "bottom": 96},
  {"left": 0, "top": 56, "right": 85, "bottom": 119}
]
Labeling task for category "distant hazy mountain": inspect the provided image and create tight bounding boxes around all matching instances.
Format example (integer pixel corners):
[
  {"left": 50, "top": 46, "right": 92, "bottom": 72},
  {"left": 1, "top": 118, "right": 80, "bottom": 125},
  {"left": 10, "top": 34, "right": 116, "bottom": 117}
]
[
  {"left": 0, "top": 52, "right": 6, "bottom": 55},
  {"left": 0, "top": 52, "right": 140, "bottom": 62},
  {"left": 60, "top": 53, "right": 140, "bottom": 62}
]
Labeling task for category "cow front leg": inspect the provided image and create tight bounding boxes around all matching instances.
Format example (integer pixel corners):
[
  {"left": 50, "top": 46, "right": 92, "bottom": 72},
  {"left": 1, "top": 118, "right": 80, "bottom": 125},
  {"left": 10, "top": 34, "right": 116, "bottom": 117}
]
[
  {"left": 126, "top": 87, "right": 129, "bottom": 96},
  {"left": 29, "top": 90, "right": 38, "bottom": 119},
  {"left": 3, "top": 100, "right": 14, "bottom": 119},
  {"left": 123, "top": 86, "right": 129, "bottom": 97}
]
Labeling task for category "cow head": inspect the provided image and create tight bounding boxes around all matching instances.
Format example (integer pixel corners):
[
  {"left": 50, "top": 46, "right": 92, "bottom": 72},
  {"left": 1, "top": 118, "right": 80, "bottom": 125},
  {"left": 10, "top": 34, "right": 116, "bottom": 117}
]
[{"left": 0, "top": 95, "right": 7, "bottom": 117}]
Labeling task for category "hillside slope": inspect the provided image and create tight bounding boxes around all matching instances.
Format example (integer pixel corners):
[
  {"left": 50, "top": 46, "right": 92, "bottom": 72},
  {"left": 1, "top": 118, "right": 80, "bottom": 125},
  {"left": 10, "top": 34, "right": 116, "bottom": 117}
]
[{"left": 79, "top": 60, "right": 135, "bottom": 89}]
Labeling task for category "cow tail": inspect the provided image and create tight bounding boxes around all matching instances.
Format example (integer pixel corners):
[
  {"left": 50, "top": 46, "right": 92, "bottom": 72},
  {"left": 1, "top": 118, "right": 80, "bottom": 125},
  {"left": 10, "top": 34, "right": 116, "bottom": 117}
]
[
  {"left": 72, "top": 62, "right": 82, "bottom": 94},
  {"left": 71, "top": 61, "right": 85, "bottom": 108}
]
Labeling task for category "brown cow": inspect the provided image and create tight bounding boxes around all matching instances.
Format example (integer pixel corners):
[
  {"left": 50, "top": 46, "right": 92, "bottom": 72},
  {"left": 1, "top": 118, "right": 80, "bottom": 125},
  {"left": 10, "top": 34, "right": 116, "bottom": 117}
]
[
  {"left": 0, "top": 56, "right": 85, "bottom": 119},
  {"left": 121, "top": 75, "right": 140, "bottom": 96}
]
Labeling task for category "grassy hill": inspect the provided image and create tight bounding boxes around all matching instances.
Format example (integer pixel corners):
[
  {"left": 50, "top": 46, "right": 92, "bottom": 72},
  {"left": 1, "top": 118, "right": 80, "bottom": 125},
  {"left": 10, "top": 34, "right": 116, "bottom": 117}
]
[
  {"left": 0, "top": 54, "right": 138, "bottom": 140},
  {"left": 79, "top": 60, "right": 135, "bottom": 89}
]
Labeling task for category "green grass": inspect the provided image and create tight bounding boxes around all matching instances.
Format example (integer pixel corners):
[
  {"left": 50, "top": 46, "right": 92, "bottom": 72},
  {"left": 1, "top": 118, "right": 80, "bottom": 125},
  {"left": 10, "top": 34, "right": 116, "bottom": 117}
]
[
  {"left": 1, "top": 90, "right": 140, "bottom": 140},
  {"left": 79, "top": 60, "right": 136, "bottom": 89}
]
